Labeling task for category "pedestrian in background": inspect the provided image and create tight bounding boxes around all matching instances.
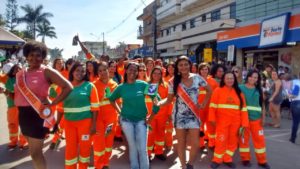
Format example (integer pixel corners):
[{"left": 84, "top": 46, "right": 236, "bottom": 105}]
[
  {"left": 269, "top": 70, "right": 283, "bottom": 128},
  {"left": 288, "top": 74, "right": 300, "bottom": 143}
]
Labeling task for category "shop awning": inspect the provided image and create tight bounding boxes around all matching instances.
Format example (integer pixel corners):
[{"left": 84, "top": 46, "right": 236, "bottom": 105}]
[
  {"left": 0, "top": 27, "right": 25, "bottom": 46},
  {"left": 217, "top": 13, "right": 300, "bottom": 51}
]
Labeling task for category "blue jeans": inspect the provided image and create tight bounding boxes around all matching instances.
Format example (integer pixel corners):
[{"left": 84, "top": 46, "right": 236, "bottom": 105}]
[
  {"left": 120, "top": 117, "right": 149, "bottom": 169},
  {"left": 291, "top": 101, "right": 300, "bottom": 141}
]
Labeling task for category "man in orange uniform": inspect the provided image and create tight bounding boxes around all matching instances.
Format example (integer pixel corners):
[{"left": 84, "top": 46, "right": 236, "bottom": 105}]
[
  {"left": 198, "top": 76, "right": 219, "bottom": 149},
  {"left": 209, "top": 78, "right": 248, "bottom": 169},
  {"left": 147, "top": 82, "right": 169, "bottom": 160},
  {"left": 93, "top": 62, "right": 119, "bottom": 169}
]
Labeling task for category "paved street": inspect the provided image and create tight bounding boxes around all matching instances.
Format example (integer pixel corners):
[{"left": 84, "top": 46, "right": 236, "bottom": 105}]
[{"left": 0, "top": 94, "right": 300, "bottom": 169}]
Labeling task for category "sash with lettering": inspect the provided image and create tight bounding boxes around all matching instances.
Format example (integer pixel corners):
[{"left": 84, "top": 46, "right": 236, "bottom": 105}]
[
  {"left": 169, "top": 79, "right": 200, "bottom": 120},
  {"left": 16, "top": 69, "right": 55, "bottom": 128}
]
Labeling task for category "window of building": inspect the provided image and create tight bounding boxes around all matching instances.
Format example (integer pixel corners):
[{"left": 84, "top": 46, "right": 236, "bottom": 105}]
[
  {"left": 160, "top": 30, "right": 164, "bottom": 37},
  {"left": 182, "top": 22, "right": 186, "bottom": 31},
  {"left": 211, "top": 9, "right": 221, "bottom": 22},
  {"left": 201, "top": 14, "right": 206, "bottom": 22},
  {"left": 173, "top": 26, "right": 176, "bottom": 32},
  {"left": 166, "top": 29, "right": 170, "bottom": 36},
  {"left": 190, "top": 19, "right": 195, "bottom": 28},
  {"left": 230, "top": 3, "right": 236, "bottom": 19}
]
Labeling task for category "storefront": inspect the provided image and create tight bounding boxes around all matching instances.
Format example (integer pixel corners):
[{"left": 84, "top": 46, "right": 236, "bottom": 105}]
[{"left": 217, "top": 13, "right": 300, "bottom": 74}]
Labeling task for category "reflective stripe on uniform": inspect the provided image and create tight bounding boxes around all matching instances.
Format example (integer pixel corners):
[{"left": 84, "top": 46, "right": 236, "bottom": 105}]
[
  {"left": 99, "top": 100, "right": 110, "bottom": 106},
  {"left": 226, "top": 150, "right": 234, "bottom": 156},
  {"left": 94, "top": 150, "right": 105, "bottom": 157},
  {"left": 147, "top": 146, "right": 154, "bottom": 151},
  {"left": 105, "top": 147, "right": 113, "bottom": 152},
  {"left": 209, "top": 103, "right": 218, "bottom": 108},
  {"left": 155, "top": 141, "right": 165, "bottom": 146},
  {"left": 79, "top": 156, "right": 90, "bottom": 163},
  {"left": 9, "top": 132, "right": 18, "bottom": 137},
  {"left": 64, "top": 106, "right": 91, "bottom": 113},
  {"left": 166, "top": 129, "right": 173, "bottom": 133},
  {"left": 208, "top": 134, "right": 216, "bottom": 138},
  {"left": 65, "top": 157, "right": 78, "bottom": 166},
  {"left": 199, "top": 91, "right": 206, "bottom": 95},
  {"left": 247, "top": 106, "right": 262, "bottom": 112},
  {"left": 242, "top": 107, "right": 248, "bottom": 112},
  {"left": 255, "top": 148, "right": 266, "bottom": 154},
  {"left": 239, "top": 148, "right": 250, "bottom": 152},
  {"left": 218, "top": 104, "right": 240, "bottom": 110},
  {"left": 145, "top": 98, "right": 152, "bottom": 103},
  {"left": 91, "top": 103, "right": 100, "bottom": 108},
  {"left": 214, "top": 152, "right": 224, "bottom": 158}
]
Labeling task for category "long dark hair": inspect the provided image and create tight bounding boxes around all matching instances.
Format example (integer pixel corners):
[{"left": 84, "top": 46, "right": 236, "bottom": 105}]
[
  {"left": 65, "top": 58, "right": 74, "bottom": 71},
  {"left": 165, "top": 62, "right": 175, "bottom": 77},
  {"left": 123, "top": 62, "right": 139, "bottom": 83},
  {"left": 245, "top": 69, "right": 263, "bottom": 107},
  {"left": 108, "top": 60, "right": 121, "bottom": 84},
  {"left": 149, "top": 66, "right": 164, "bottom": 86},
  {"left": 220, "top": 71, "right": 243, "bottom": 110},
  {"left": 211, "top": 64, "right": 226, "bottom": 78},
  {"left": 86, "top": 61, "right": 98, "bottom": 79},
  {"left": 69, "top": 61, "right": 89, "bottom": 82},
  {"left": 7, "top": 64, "right": 20, "bottom": 78},
  {"left": 173, "top": 56, "right": 192, "bottom": 95}
]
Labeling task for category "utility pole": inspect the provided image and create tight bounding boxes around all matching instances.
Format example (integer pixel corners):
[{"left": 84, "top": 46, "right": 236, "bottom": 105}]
[
  {"left": 102, "top": 32, "right": 105, "bottom": 55},
  {"left": 153, "top": 0, "right": 158, "bottom": 59}
]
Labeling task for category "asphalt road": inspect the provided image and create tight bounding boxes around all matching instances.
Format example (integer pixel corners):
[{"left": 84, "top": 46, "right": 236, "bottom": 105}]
[{"left": 0, "top": 94, "right": 299, "bottom": 169}]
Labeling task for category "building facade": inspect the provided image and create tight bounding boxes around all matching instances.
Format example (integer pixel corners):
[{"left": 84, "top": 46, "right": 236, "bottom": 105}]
[
  {"left": 217, "top": 0, "right": 300, "bottom": 74},
  {"left": 156, "top": 0, "right": 237, "bottom": 63}
]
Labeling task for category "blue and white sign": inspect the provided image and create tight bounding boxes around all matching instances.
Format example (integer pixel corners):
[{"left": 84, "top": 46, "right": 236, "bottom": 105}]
[{"left": 259, "top": 13, "right": 290, "bottom": 48}]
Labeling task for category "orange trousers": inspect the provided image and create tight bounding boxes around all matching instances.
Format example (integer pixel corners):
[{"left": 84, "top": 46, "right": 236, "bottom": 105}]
[
  {"left": 239, "top": 119, "right": 267, "bottom": 164},
  {"left": 213, "top": 116, "right": 241, "bottom": 163},
  {"left": 64, "top": 119, "right": 92, "bottom": 169},
  {"left": 93, "top": 113, "right": 117, "bottom": 169},
  {"left": 165, "top": 119, "right": 173, "bottom": 148},
  {"left": 114, "top": 116, "right": 122, "bottom": 138},
  {"left": 7, "top": 107, "right": 27, "bottom": 146},
  {"left": 52, "top": 116, "right": 65, "bottom": 144},
  {"left": 147, "top": 116, "right": 168, "bottom": 155}
]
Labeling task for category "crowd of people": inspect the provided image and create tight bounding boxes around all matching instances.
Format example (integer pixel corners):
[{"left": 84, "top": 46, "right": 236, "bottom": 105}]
[{"left": 0, "top": 40, "right": 300, "bottom": 169}]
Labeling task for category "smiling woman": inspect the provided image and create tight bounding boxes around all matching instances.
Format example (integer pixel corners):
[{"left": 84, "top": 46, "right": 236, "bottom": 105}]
[{"left": 14, "top": 41, "right": 73, "bottom": 169}]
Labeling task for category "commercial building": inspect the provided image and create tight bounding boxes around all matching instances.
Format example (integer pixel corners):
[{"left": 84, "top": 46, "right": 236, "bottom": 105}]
[
  {"left": 217, "top": 0, "right": 300, "bottom": 74},
  {"left": 156, "top": 0, "right": 237, "bottom": 63}
]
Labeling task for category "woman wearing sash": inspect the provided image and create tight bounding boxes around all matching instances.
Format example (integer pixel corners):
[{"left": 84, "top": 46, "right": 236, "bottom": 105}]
[
  {"left": 155, "top": 56, "right": 212, "bottom": 169},
  {"left": 209, "top": 71, "right": 248, "bottom": 169},
  {"left": 56, "top": 62, "right": 99, "bottom": 169},
  {"left": 93, "top": 62, "right": 119, "bottom": 169},
  {"left": 109, "top": 62, "right": 159, "bottom": 169},
  {"left": 0, "top": 64, "right": 27, "bottom": 150},
  {"left": 14, "top": 41, "right": 73, "bottom": 169}
]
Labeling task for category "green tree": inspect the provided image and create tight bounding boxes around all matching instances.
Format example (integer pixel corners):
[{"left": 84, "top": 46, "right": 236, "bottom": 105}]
[
  {"left": 5, "top": 0, "right": 19, "bottom": 31},
  {"left": 49, "top": 47, "right": 63, "bottom": 60},
  {"left": 0, "top": 15, "right": 6, "bottom": 27},
  {"left": 37, "top": 22, "right": 57, "bottom": 43},
  {"left": 18, "top": 4, "right": 53, "bottom": 40}
]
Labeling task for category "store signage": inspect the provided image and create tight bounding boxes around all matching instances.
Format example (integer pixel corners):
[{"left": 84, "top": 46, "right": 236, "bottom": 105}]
[
  {"left": 203, "top": 48, "right": 212, "bottom": 63},
  {"left": 259, "top": 13, "right": 290, "bottom": 47},
  {"left": 227, "top": 45, "right": 235, "bottom": 61}
]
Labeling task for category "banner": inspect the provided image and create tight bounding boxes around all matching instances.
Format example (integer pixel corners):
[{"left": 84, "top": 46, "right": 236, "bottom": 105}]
[{"left": 203, "top": 48, "right": 212, "bottom": 63}]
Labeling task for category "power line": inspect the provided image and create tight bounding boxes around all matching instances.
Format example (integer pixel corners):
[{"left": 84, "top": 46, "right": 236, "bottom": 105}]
[{"left": 105, "top": 0, "right": 148, "bottom": 34}]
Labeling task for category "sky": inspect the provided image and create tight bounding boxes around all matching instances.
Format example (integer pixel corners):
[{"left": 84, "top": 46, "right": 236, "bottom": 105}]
[{"left": 0, "top": 0, "right": 152, "bottom": 58}]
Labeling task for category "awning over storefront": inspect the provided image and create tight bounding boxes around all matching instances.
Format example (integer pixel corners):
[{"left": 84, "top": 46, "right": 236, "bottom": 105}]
[
  {"left": 0, "top": 27, "right": 25, "bottom": 46},
  {"left": 217, "top": 13, "right": 300, "bottom": 50}
]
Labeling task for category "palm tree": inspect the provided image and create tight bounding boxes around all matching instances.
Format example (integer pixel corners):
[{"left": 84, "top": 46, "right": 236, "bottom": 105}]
[
  {"left": 37, "top": 22, "right": 57, "bottom": 43},
  {"left": 0, "top": 14, "right": 6, "bottom": 27},
  {"left": 49, "top": 47, "right": 63, "bottom": 60},
  {"left": 18, "top": 4, "right": 53, "bottom": 40}
]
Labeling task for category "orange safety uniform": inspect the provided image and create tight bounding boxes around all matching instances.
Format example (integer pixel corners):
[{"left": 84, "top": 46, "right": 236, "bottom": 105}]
[
  {"left": 209, "top": 86, "right": 249, "bottom": 164},
  {"left": 238, "top": 85, "right": 268, "bottom": 164},
  {"left": 163, "top": 75, "right": 174, "bottom": 149},
  {"left": 58, "top": 82, "right": 99, "bottom": 169},
  {"left": 198, "top": 76, "right": 219, "bottom": 148},
  {"left": 93, "top": 79, "right": 118, "bottom": 169},
  {"left": 147, "top": 82, "right": 169, "bottom": 155},
  {"left": 0, "top": 74, "right": 27, "bottom": 147}
]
